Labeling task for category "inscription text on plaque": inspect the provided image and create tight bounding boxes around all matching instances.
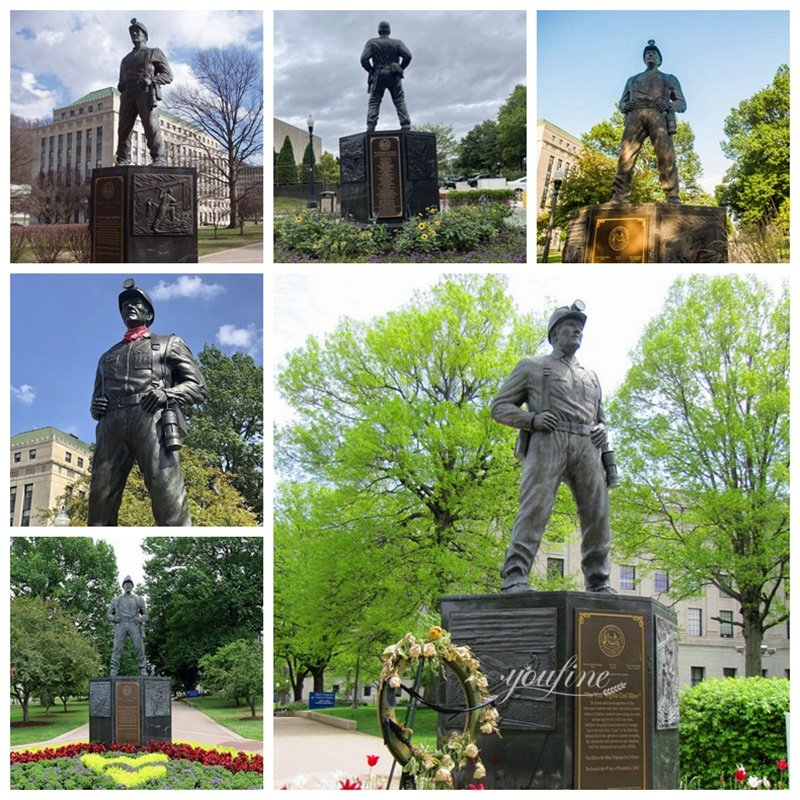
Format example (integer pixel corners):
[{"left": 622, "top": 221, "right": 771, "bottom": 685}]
[
  {"left": 114, "top": 680, "right": 141, "bottom": 745},
  {"left": 369, "top": 136, "right": 403, "bottom": 219}
]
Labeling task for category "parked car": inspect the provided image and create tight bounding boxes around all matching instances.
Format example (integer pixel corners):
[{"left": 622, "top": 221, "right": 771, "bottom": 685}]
[{"left": 508, "top": 176, "right": 527, "bottom": 191}]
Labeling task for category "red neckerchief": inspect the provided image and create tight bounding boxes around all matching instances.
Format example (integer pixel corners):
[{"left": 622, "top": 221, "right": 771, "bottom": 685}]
[{"left": 123, "top": 326, "right": 150, "bottom": 342}]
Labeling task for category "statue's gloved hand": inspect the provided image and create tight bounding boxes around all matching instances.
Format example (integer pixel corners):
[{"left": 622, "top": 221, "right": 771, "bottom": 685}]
[
  {"left": 590, "top": 423, "right": 607, "bottom": 448},
  {"left": 140, "top": 388, "right": 169, "bottom": 413},
  {"left": 532, "top": 411, "right": 558, "bottom": 432},
  {"left": 91, "top": 396, "right": 109, "bottom": 420},
  {"left": 654, "top": 98, "right": 670, "bottom": 113}
]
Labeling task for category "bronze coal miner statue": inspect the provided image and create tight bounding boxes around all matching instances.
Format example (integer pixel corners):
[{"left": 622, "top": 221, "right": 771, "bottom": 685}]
[
  {"left": 611, "top": 40, "right": 686, "bottom": 204},
  {"left": 116, "top": 18, "right": 173, "bottom": 166},
  {"left": 491, "top": 301, "right": 619, "bottom": 593},
  {"left": 88, "top": 279, "right": 206, "bottom": 526},
  {"left": 108, "top": 576, "right": 148, "bottom": 676},
  {"left": 361, "top": 20, "right": 412, "bottom": 131}
]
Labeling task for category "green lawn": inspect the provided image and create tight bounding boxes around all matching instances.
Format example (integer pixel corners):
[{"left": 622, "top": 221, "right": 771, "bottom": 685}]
[
  {"left": 11, "top": 700, "right": 89, "bottom": 747},
  {"left": 318, "top": 706, "right": 438, "bottom": 749},
  {"left": 183, "top": 695, "right": 263, "bottom": 741},
  {"left": 197, "top": 223, "right": 263, "bottom": 256},
  {"left": 274, "top": 196, "right": 309, "bottom": 216}
]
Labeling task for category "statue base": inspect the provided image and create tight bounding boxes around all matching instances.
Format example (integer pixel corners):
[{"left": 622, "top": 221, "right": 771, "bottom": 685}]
[
  {"left": 90, "top": 166, "right": 198, "bottom": 263},
  {"left": 439, "top": 592, "right": 679, "bottom": 789},
  {"left": 89, "top": 676, "right": 172, "bottom": 747},
  {"left": 563, "top": 202, "right": 727, "bottom": 263},
  {"left": 338, "top": 129, "right": 439, "bottom": 225}
]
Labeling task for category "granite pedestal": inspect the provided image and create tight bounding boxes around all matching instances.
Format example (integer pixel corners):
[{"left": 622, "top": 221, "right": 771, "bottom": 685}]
[
  {"left": 439, "top": 592, "right": 679, "bottom": 789},
  {"left": 338, "top": 129, "right": 438, "bottom": 225},
  {"left": 90, "top": 166, "right": 198, "bottom": 262},
  {"left": 563, "top": 202, "right": 727, "bottom": 263},
  {"left": 89, "top": 676, "right": 172, "bottom": 747}
]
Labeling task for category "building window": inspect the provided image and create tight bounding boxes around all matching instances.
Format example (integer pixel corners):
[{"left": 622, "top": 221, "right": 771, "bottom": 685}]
[
  {"left": 718, "top": 574, "right": 731, "bottom": 598},
  {"left": 21, "top": 483, "right": 34, "bottom": 527},
  {"left": 65, "top": 451, "right": 72, "bottom": 463},
  {"left": 653, "top": 571, "right": 669, "bottom": 593},
  {"left": 10, "top": 486, "right": 17, "bottom": 515},
  {"left": 29, "top": 449, "right": 37, "bottom": 460},
  {"left": 77, "top": 457, "right": 84, "bottom": 468},
  {"left": 547, "top": 557, "right": 564, "bottom": 578},
  {"left": 687, "top": 608, "right": 703, "bottom": 636},
  {"left": 14, "top": 452, "right": 21, "bottom": 462},
  {"left": 723, "top": 667, "right": 737, "bottom": 678},
  {"left": 620, "top": 565, "right": 636, "bottom": 591},
  {"left": 690, "top": 666, "right": 705, "bottom": 686},
  {"left": 363, "top": 685, "right": 372, "bottom": 697},
  {"left": 719, "top": 610, "right": 734, "bottom": 638}
]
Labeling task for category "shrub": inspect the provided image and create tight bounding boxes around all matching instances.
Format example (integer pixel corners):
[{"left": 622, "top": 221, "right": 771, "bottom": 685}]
[
  {"left": 446, "top": 189, "right": 515, "bottom": 207},
  {"left": 274, "top": 212, "right": 382, "bottom": 261},
  {"left": 27, "top": 225, "right": 65, "bottom": 262},
  {"left": 435, "top": 205, "right": 502, "bottom": 251},
  {"left": 63, "top": 224, "right": 91, "bottom": 262},
  {"left": 10, "top": 226, "right": 28, "bottom": 262},
  {"left": 679, "top": 677, "right": 789, "bottom": 789}
]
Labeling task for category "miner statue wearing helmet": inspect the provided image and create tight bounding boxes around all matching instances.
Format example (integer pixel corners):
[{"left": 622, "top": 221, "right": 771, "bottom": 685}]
[
  {"left": 360, "top": 20, "right": 412, "bottom": 131},
  {"left": 115, "top": 18, "right": 173, "bottom": 166},
  {"left": 87, "top": 279, "right": 206, "bottom": 526},
  {"left": 611, "top": 40, "right": 687, "bottom": 204},
  {"left": 108, "top": 576, "right": 148, "bottom": 677},
  {"left": 491, "top": 301, "right": 619, "bottom": 593}
]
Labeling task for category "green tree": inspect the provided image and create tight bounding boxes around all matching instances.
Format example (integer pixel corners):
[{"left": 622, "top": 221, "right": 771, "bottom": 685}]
[
  {"left": 416, "top": 123, "right": 459, "bottom": 176},
  {"left": 275, "top": 135, "right": 298, "bottom": 185},
  {"left": 496, "top": 84, "right": 526, "bottom": 171},
  {"left": 183, "top": 345, "right": 263, "bottom": 521},
  {"left": 609, "top": 275, "right": 788, "bottom": 676},
  {"left": 46, "top": 447, "right": 258, "bottom": 527},
  {"left": 457, "top": 120, "right": 500, "bottom": 174},
  {"left": 10, "top": 537, "right": 118, "bottom": 669},
  {"left": 300, "top": 141, "right": 314, "bottom": 185},
  {"left": 199, "top": 639, "right": 262, "bottom": 718},
  {"left": 11, "top": 597, "right": 101, "bottom": 721},
  {"left": 316, "top": 151, "right": 340, "bottom": 183},
  {"left": 716, "top": 65, "right": 789, "bottom": 228},
  {"left": 142, "top": 537, "right": 263, "bottom": 691}
]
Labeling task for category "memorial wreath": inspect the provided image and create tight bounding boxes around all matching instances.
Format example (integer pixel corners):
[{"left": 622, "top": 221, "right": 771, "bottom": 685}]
[{"left": 378, "top": 626, "right": 500, "bottom": 788}]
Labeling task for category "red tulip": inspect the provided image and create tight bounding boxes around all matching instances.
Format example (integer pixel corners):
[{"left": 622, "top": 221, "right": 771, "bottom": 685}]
[
  {"left": 468, "top": 784, "right": 485, "bottom": 790},
  {"left": 339, "top": 777, "right": 363, "bottom": 789},
  {"left": 367, "top": 754, "right": 380, "bottom": 767},
  {"left": 735, "top": 766, "right": 747, "bottom": 782},
  {"left": 776, "top": 758, "right": 788, "bottom": 771}
]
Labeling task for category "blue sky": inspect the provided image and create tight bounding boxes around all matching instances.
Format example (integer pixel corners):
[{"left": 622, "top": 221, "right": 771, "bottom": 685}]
[
  {"left": 11, "top": 274, "right": 263, "bottom": 445},
  {"left": 537, "top": 9, "right": 789, "bottom": 194},
  {"left": 10, "top": 9, "right": 263, "bottom": 121}
]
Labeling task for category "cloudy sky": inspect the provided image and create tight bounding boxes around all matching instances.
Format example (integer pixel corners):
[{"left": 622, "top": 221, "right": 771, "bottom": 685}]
[
  {"left": 274, "top": 9, "right": 526, "bottom": 158},
  {"left": 11, "top": 274, "right": 263, "bottom": 446},
  {"left": 10, "top": 9, "right": 263, "bottom": 122}
]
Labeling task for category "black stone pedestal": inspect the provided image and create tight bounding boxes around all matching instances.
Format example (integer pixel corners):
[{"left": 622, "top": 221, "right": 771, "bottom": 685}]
[
  {"left": 90, "top": 166, "right": 198, "bottom": 262},
  {"left": 89, "top": 676, "right": 172, "bottom": 746},
  {"left": 338, "top": 129, "right": 438, "bottom": 225},
  {"left": 563, "top": 202, "right": 727, "bottom": 263},
  {"left": 440, "top": 592, "right": 679, "bottom": 789}
]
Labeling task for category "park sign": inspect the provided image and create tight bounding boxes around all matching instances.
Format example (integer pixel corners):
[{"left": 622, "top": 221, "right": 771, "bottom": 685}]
[{"left": 309, "top": 691, "right": 336, "bottom": 710}]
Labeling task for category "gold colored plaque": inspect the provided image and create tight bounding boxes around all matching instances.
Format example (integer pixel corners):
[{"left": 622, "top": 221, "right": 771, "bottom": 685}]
[
  {"left": 575, "top": 611, "right": 647, "bottom": 789},
  {"left": 369, "top": 135, "right": 403, "bottom": 219},
  {"left": 92, "top": 175, "right": 125, "bottom": 262},
  {"left": 114, "top": 680, "right": 141, "bottom": 744},
  {"left": 590, "top": 216, "right": 647, "bottom": 263}
]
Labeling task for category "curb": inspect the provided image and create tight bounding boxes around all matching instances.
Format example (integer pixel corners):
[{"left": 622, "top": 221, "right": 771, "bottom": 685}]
[{"left": 293, "top": 711, "right": 357, "bottom": 730}]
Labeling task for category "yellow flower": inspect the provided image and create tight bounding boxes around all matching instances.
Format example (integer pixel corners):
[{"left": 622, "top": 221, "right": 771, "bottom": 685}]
[
  {"left": 464, "top": 743, "right": 479, "bottom": 759},
  {"left": 428, "top": 625, "right": 444, "bottom": 640},
  {"left": 294, "top": 215, "right": 303, "bottom": 222},
  {"left": 473, "top": 761, "right": 487, "bottom": 780},
  {"left": 418, "top": 222, "right": 426, "bottom": 230},
  {"left": 435, "top": 220, "right": 441, "bottom": 226},
  {"left": 421, "top": 234, "right": 428, "bottom": 240}
]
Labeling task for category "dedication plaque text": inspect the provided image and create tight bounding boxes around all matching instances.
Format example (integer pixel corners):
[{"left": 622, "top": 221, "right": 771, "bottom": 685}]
[
  {"left": 92, "top": 176, "right": 125, "bottom": 262},
  {"left": 575, "top": 611, "right": 647, "bottom": 789},
  {"left": 369, "top": 136, "right": 403, "bottom": 219},
  {"left": 590, "top": 216, "right": 647, "bottom": 263},
  {"left": 114, "top": 680, "right": 141, "bottom": 745}
]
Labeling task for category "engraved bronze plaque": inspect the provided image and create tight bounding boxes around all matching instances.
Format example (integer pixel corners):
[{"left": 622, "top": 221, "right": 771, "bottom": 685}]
[
  {"left": 575, "top": 611, "right": 646, "bottom": 789},
  {"left": 114, "top": 680, "right": 141, "bottom": 745},
  {"left": 369, "top": 135, "right": 403, "bottom": 218},
  {"left": 590, "top": 216, "right": 647, "bottom": 263},
  {"left": 132, "top": 173, "right": 195, "bottom": 236},
  {"left": 92, "top": 175, "right": 124, "bottom": 262}
]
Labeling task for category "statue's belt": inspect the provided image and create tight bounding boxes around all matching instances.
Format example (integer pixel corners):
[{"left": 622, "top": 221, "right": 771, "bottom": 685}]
[
  {"left": 538, "top": 421, "right": 594, "bottom": 436},
  {"left": 105, "top": 393, "right": 150, "bottom": 410}
]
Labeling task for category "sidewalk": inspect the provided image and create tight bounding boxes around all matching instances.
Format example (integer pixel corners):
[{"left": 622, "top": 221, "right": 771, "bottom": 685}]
[
  {"left": 12, "top": 699, "right": 262, "bottom": 754},
  {"left": 199, "top": 241, "right": 263, "bottom": 263},
  {"left": 274, "top": 716, "right": 396, "bottom": 789}
]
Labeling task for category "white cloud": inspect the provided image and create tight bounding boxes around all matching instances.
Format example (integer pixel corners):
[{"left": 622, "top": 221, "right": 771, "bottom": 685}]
[
  {"left": 217, "top": 323, "right": 260, "bottom": 353},
  {"left": 11, "top": 384, "right": 37, "bottom": 405},
  {"left": 149, "top": 275, "right": 225, "bottom": 301}
]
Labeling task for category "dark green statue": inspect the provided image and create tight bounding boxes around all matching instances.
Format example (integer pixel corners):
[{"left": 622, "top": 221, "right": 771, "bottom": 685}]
[{"left": 361, "top": 21, "right": 412, "bottom": 131}]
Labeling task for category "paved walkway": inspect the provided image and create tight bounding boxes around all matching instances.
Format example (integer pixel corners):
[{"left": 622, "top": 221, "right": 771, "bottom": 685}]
[
  {"left": 12, "top": 699, "right": 262, "bottom": 754},
  {"left": 199, "top": 241, "right": 263, "bottom": 263},
  {"left": 274, "top": 716, "right": 397, "bottom": 789}
]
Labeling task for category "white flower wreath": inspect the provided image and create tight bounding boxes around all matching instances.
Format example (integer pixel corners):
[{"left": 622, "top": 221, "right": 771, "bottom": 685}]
[{"left": 378, "top": 626, "right": 500, "bottom": 788}]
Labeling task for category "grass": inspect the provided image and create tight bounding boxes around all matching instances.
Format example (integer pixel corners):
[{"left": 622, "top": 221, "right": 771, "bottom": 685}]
[
  {"left": 317, "top": 705, "right": 438, "bottom": 749},
  {"left": 197, "top": 223, "right": 263, "bottom": 257},
  {"left": 182, "top": 694, "right": 263, "bottom": 741},
  {"left": 274, "top": 196, "right": 308, "bottom": 216},
  {"left": 11, "top": 700, "right": 89, "bottom": 746}
]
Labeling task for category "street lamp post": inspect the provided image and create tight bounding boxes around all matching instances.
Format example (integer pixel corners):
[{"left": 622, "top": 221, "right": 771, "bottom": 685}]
[
  {"left": 540, "top": 168, "right": 565, "bottom": 263},
  {"left": 306, "top": 114, "right": 317, "bottom": 210}
]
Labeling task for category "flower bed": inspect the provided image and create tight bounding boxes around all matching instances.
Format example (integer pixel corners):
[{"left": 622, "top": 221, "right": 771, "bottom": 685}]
[{"left": 11, "top": 741, "right": 262, "bottom": 790}]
